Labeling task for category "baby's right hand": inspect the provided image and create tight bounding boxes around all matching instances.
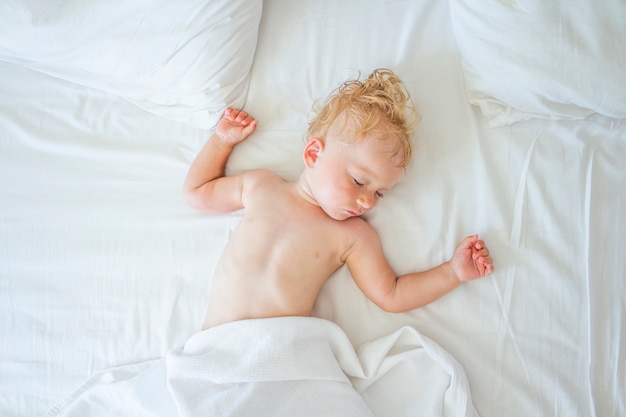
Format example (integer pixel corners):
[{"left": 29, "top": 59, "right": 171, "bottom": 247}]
[{"left": 215, "top": 108, "right": 258, "bottom": 145}]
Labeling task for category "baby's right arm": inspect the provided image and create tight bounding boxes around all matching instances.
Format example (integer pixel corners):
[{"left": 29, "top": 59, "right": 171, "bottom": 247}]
[
  {"left": 183, "top": 108, "right": 258, "bottom": 213},
  {"left": 212, "top": 108, "right": 258, "bottom": 146}
]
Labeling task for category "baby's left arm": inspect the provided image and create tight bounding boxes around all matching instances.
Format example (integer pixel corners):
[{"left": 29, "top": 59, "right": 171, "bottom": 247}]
[{"left": 345, "top": 227, "right": 494, "bottom": 313}]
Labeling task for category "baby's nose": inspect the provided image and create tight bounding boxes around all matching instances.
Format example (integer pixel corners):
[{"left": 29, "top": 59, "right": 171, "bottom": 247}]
[{"left": 357, "top": 194, "right": 374, "bottom": 210}]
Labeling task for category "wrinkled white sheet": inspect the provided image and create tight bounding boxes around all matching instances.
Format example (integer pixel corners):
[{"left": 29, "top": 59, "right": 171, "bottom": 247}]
[
  {"left": 0, "top": 1, "right": 624, "bottom": 417},
  {"left": 46, "top": 317, "right": 476, "bottom": 417}
]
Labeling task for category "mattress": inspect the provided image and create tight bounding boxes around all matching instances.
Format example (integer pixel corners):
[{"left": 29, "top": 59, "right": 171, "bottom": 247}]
[{"left": 0, "top": 0, "right": 624, "bottom": 416}]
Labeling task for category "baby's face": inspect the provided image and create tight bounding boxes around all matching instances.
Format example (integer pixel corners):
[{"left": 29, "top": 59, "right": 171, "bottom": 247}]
[{"left": 307, "top": 134, "right": 404, "bottom": 221}]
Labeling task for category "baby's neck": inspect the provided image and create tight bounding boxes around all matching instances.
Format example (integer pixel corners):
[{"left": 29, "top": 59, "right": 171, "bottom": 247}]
[{"left": 293, "top": 172, "right": 319, "bottom": 208}]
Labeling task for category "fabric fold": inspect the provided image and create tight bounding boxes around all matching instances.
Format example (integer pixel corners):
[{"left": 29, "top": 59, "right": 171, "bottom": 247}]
[{"left": 46, "top": 317, "right": 476, "bottom": 417}]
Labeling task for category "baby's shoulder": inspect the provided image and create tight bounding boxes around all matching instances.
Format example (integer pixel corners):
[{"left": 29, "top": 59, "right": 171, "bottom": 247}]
[
  {"left": 242, "top": 169, "right": 284, "bottom": 189},
  {"left": 240, "top": 169, "right": 287, "bottom": 204},
  {"left": 344, "top": 216, "right": 377, "bottom": 239},
  {"left": 244, "top": 168, "right": 281, "bottom": 179},
  {"left": 335, "top": 215, "right": 377, "bottom": 242},
  {"left": 335, "top": 216, "right": 380, "bottom": 262}
]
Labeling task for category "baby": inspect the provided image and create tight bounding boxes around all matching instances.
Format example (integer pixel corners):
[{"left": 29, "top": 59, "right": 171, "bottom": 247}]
[{"left": 184, "top": 69, "right": 493, "bottom": 329}]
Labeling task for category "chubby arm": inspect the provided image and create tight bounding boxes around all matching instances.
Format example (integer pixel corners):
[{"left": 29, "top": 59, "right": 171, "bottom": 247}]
[
  {"left": 345, "top": 224, "right": 494, "bottom": 313},
  {"left": 183, "top": 108, "right": 258, "bottom": 212}
]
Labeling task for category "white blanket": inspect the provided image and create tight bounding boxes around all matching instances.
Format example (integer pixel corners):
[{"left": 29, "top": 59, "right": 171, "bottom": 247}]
[{"left": 45, "top": 317, "right": 477, "bottom": 417}]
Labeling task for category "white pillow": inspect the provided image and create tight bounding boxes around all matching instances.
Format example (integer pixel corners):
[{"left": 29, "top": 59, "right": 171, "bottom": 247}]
[
  {"left": 449, "top": 0, "right": 626, "bottom": 127},
  {"left": 0, "top": 0, "right": 262, "bottom": 128}
]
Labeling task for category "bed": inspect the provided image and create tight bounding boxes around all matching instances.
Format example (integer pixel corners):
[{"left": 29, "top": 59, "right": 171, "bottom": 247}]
[{"left": 1, "top": 0, "right": 624, "bottom": 416}]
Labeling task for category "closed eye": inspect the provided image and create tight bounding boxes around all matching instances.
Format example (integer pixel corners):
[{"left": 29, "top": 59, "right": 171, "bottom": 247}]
[
  {"left": 375, "top": 191, "right": 384, "bottom": 198},
  {"left": 353, "top": 178, "right": 364, "bottom": 187}
]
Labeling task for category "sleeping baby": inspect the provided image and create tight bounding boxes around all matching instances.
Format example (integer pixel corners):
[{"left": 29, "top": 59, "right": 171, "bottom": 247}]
[
  {"left": 183, "top": 68, "right": 494, "bottom": 330},
  {"left": 46, "top": 68, "right": 493, "bottom": 417}
]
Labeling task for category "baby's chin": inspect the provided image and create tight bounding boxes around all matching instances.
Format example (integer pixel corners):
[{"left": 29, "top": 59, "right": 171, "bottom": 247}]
[{"left": 325, "top": 208, "right": 361, "bottom": 221}]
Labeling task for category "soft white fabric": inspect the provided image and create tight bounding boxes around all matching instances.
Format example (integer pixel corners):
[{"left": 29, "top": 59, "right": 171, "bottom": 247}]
[
  {"left": 449, "top": 0, "right": 626, "bottom": 127},
  {"left": 45, "top": 317, "right": 476, "bottom": 417},
  {"left": 0, "top": 0, "right": 262, "bottom": 128},
  {"left": 1, "top": 1, "right": 625, "bottom": 417}
]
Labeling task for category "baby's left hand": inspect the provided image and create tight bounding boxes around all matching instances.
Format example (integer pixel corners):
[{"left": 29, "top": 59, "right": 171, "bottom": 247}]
[{"left": 450, "top": 235, "right": 494, "bottom": 282}]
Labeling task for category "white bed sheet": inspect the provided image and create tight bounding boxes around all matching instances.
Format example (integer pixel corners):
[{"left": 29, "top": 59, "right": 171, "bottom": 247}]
[{"left": 1, "top": 1, "right": 624, "bottom": 416}]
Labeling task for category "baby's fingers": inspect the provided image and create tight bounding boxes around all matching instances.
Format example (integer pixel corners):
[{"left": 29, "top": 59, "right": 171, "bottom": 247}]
[
  {"left": 476, "top": 255, "right": 494, "bottom": 275},
  {"left": 472, "top": 246, "right": 489, "bottom": 258},
  {"left": 474, "top": 239, "right": 489, "bottom": 251},
  {"left": 223, "top": 107, "right": 236, "bottom": 120},
  {"left": 242, "top": 120, "right": 258, "bottom": 137},
  {"left": 223, "top": 108, "right": 252, "bottom": 124},
  {"left": 234, "top": 110, "right": 248, "bottom": 123},
  {"left": 232, "top": 109, "right": 255, "bottom": 125}
]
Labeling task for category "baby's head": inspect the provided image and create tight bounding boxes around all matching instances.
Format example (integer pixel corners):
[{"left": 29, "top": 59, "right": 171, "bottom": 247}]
[
  {"left": 307, "top": 68, "right": 419, "bottom": 168},
  {"left": 301, "top": 69, "right": 419, "bottom": 220}
]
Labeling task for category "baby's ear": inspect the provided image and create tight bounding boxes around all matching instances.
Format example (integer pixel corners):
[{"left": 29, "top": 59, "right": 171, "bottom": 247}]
[{"left": 303, "top": 137, "right": 324, "bottom": 168}]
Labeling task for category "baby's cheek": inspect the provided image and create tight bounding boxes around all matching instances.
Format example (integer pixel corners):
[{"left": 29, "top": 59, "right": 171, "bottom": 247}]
[{"left": 329, "top": 185, "right": 351, "bottom": 204}]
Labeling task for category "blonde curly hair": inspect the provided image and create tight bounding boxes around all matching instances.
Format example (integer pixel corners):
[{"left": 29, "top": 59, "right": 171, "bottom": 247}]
[{"left": 307, "top": 68, "right": 419, "bottom": 168}]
